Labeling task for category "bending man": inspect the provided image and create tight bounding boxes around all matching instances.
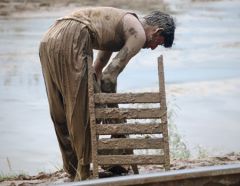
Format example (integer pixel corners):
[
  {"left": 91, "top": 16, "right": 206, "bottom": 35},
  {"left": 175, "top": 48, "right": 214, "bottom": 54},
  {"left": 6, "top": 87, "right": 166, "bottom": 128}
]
[{"left": 39, "top": 7, "right": 175, "bottom": 181}]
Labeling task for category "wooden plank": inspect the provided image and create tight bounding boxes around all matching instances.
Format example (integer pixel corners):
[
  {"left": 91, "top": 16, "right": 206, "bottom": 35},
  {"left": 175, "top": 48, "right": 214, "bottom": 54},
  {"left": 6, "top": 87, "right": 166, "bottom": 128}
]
[
  {"left": 94, "top": 92, "right": 161, "bottom": 104},
  {"left": 95, "top": 108, "right": 166, "bottom": 119},
  {"left": 98, "top": 155, "right": 165, "bottom": 165},
  {"left": 96, "top": 123, "right": 164, "bottom": 135},
  {"left": 98, "top": 138, "right": 164, "bottom": 150},
  {"left": 87, "top": 59, "right": 99, "bottom": 178},
  {"left": 158, "top": 55, "right": 170, "bottom": 170}
]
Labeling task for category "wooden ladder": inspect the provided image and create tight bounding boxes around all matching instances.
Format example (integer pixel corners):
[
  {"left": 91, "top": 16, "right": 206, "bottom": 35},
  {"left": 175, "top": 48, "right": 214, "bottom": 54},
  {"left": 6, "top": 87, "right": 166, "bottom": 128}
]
[{"left": 88, "top": 55, "right": 170, "bottom": 178}]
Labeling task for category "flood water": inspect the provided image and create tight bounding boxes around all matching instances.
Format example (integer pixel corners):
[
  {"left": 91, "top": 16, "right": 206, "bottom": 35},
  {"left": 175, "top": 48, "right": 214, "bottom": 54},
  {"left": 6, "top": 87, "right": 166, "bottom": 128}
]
[{"left": 0, "top": 0, "right": 240, "bottom": 175}]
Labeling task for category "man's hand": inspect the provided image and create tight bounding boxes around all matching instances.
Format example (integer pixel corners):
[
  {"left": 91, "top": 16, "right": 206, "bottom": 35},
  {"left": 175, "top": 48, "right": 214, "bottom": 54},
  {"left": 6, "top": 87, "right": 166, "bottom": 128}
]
[
  {"left": 93, "top": 68, "right": 101, "bottom": 86},
  {"left": 92, "top": 69, "right": 101, "bottom": 93},
  {"left": 101, "top": 73, "right": 117, "bottom": 93}
]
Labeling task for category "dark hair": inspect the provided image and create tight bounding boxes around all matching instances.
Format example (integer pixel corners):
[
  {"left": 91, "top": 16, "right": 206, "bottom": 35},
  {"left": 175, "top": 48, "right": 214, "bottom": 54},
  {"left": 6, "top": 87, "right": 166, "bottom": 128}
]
[{"left": 144, "top": 11, "right": 175, "bottom": 48}]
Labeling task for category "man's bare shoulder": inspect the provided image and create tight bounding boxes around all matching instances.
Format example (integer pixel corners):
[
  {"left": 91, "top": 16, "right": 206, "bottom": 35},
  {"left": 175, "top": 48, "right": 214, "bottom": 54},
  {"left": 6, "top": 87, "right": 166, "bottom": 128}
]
[{"left": 123, "top": 14, "right": 146, "bottom": 45}]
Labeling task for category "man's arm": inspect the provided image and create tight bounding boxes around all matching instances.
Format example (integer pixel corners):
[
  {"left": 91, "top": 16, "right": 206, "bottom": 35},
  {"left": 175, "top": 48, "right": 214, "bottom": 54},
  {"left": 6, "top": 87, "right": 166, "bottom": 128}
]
[
  {"left": 93, "top": 50, "right": 112, "bottom": 80},
  {"left": 101, "top": 14, "right": 146, "bottom": 93}
]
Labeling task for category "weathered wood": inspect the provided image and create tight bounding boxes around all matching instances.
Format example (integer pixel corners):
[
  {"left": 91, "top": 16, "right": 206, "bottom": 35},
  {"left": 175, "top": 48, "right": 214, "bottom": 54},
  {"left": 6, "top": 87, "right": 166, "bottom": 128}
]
[
  {"left": 98, "top": 138, "right": 164, "bottom": 150},
  {"left": 96, "top": 123, "right": 164, "bottom": 135},
  {"left": 88, "top": 55, "right": 170, "bottom": 178},
  {"left": 98, "top": 155, "right": 165, "bottom": 165},
  {"left": 158, "top": 55, "right": 170, "bottom": 171},
  {"left": 94, "top": 92, "right": 161, "bottom": 104},
  {"left": 87, "top": 59, "right": 99, "bottom": 178},
  {"left": 95, "top": 108, "right": 166, "bottom": 119}
]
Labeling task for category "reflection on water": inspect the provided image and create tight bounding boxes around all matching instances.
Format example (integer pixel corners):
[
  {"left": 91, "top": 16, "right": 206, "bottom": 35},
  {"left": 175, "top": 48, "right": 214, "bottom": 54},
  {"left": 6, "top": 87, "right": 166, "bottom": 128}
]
[{"left": 0, "top": 0, "right": 240, "bottom": 175}]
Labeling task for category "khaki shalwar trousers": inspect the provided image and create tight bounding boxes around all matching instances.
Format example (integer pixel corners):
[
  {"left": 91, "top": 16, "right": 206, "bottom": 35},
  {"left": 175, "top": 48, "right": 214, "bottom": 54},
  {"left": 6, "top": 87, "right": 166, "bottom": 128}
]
[{"left": 39, "top": 19, "right": 93, "bottom": 180}]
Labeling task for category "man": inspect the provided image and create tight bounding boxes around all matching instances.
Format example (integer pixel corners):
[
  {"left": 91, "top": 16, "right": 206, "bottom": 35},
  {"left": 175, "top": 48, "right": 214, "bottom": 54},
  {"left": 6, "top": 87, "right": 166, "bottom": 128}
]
[{"left": 39, "top": 7, "right": 175, "bottom": 181}]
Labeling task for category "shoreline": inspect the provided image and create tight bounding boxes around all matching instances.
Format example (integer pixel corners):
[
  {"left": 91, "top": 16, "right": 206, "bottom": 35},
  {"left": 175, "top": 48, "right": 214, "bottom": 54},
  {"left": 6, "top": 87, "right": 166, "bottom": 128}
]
[{"left": 1, "top": 152, "right": 240, "bottom": 185}]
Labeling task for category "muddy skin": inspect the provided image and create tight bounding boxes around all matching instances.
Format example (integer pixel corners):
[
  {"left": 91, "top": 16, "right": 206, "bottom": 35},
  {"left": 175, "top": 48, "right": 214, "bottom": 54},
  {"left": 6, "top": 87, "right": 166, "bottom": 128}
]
[
  {"left": 101, "top": 47, "right": 129, "bottom": 93},
  {"left": 128, "top": 27, "right": 137, "bottom": 38},
  {"left": 104, "top": 15, "right": 111, "bottom": 21},
  {"left": 107, "top": 47, "right": 129, "bottom": 74},
  {"left": 101, "top": 75, "right": 117, "bottom": 93}
]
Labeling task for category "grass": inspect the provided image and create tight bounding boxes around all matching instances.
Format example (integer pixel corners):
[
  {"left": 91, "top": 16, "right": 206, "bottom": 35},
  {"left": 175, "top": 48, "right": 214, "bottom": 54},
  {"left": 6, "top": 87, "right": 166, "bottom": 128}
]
[
  {"left": 0, "top": 172, "right": 26, "bottom": 182},
  {"left": 196, "top": 145, "right": 209, "bottom": 159},
  {"left": 167, "top": 102, "right": 191, "bottom": 160},
  {"left": 0, "top": 157, "right": 29, "bottom": 182}
]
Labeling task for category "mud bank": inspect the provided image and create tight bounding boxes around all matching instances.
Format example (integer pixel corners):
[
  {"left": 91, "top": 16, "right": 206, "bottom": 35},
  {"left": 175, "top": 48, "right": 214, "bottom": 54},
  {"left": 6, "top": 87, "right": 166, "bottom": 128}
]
[{"left": 1, "top": 153, "right": 240, "bottom": 185}]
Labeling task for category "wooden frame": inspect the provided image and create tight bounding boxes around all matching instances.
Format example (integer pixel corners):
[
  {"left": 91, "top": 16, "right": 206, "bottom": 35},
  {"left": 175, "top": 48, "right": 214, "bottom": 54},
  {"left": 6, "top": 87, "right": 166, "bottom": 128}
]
[{"left": 88, "top": 55, "right": 170, "bottom": 178}]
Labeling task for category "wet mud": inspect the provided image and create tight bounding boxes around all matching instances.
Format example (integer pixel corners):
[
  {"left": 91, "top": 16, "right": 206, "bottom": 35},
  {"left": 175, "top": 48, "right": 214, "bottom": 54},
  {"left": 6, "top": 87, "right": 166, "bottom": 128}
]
[{"left": 1, "top": 153, "right": 240, "bottom": 185}]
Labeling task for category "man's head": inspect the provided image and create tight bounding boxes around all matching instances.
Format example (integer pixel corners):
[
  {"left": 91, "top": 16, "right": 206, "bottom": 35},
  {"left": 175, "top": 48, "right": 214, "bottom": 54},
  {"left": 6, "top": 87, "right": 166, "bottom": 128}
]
[{"left": 142, "top": 11, "right": 175, "bottom": 49}]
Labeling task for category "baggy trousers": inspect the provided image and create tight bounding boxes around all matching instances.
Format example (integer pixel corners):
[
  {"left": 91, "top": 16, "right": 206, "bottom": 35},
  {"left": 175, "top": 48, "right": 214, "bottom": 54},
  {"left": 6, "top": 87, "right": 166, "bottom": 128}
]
[{"left": 39, "top": 19, "right": 93, "bottom": 177}]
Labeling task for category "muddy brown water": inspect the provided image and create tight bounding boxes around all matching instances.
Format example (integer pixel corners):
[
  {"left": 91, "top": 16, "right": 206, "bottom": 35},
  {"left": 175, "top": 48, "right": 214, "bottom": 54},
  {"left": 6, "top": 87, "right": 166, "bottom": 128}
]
[{"left": 0, "top": 0, "right": 240, "bottom": 175}]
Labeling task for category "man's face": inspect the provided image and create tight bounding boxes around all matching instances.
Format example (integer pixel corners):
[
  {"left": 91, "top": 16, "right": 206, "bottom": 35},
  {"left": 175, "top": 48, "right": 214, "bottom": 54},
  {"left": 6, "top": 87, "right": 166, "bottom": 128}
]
[{"left": 146, "top": 35, "right": 165, "bottom": 50}]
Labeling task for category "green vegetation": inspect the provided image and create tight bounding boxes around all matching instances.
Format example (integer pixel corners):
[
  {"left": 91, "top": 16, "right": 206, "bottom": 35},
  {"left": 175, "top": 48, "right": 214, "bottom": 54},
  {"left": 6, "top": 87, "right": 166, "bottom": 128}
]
[
  {"left": 167, "top": 102, "right": 191, "bottom": 160},
  {"left": 196, "top": 145, "right": 209, "bottom": 159},
  {"left": 0, "top": 173, "right": 25, "bottom": 182},
  {"left": 0, "top": 157, "right": 28, "bottom": 182}
]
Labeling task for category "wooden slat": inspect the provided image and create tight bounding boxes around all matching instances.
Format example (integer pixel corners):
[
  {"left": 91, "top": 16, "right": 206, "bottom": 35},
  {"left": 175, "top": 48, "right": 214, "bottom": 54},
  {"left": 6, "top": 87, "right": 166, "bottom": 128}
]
[
  {"left": 158, "top": 55, "right": 170, "bottom": 170},
  {"left": 96, "top": 123, "right": 164, "bottom": 135},
  {"left": 98, "top": 138, "right": 164, "bottom": 150},
  {"left": 98, "top": 155, "right": 165, "bottom": 165},
  {"left": 88, "top": 60, "right": 99, "bottom": 178},
  {"left": 94, "top": 92, "right": 161, "bottom": 104},
  {"left": 95, "top": 108, "right": 166, "bottom": 119}
]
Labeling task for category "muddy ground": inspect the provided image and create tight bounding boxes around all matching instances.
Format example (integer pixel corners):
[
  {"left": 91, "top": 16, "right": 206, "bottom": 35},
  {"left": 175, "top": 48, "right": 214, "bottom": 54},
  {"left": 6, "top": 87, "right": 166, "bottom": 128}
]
[
  {"left": 1, "top": 152, "right": 240, "bottom": 185},
  {"left": 0, "top": 0, "right": 169, "bottom": 16}
]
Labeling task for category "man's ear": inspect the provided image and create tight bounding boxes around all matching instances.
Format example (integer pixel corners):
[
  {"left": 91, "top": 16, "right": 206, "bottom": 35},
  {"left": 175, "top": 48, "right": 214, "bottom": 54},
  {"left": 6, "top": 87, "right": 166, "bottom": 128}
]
[{"left": 153, "top": 28, "right": 164, "bottom": 35}]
